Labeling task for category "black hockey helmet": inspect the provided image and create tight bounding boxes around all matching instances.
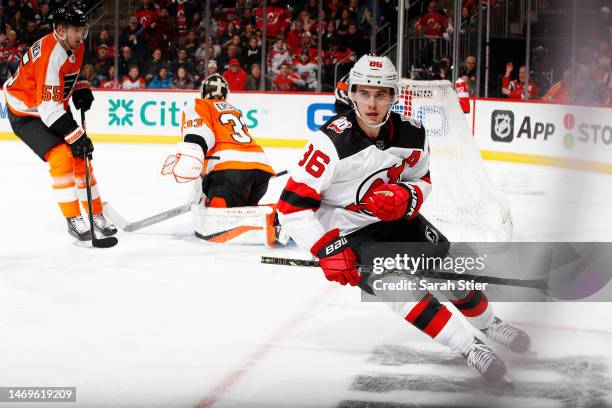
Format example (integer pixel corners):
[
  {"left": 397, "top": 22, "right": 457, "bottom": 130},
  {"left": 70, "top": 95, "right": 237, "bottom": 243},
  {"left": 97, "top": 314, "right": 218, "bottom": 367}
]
[
  {"left": 54, "top": 2, "right": 89, "bottom": 29},
  {"left": 200, "top": 73, "right": 229, "bottom": 100}
]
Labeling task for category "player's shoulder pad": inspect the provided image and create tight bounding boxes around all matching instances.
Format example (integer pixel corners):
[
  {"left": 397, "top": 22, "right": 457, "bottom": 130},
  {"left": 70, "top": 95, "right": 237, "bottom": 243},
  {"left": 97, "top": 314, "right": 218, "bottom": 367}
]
[
  {"left": 318, "top": 112, "right": 370, "bottom": 159},
  {"left": 390, "top": 112, "right": 427, "bottom": 150}
]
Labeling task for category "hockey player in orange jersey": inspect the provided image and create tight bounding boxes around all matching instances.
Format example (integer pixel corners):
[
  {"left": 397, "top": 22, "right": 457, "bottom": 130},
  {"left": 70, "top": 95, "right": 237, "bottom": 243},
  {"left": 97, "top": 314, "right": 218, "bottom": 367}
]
[
  {"left": 162, "top": 74, "right": 279, "bottom": 246},
  {"left": 3, "top": 2, "right": 116, "bottom": 242}
]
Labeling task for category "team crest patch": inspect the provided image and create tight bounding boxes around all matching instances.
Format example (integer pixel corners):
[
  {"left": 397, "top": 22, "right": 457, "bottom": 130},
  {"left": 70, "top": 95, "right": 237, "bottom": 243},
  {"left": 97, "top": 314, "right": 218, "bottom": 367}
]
[{"left": 327, "top": 117, "right": 352, "bottom": 133}]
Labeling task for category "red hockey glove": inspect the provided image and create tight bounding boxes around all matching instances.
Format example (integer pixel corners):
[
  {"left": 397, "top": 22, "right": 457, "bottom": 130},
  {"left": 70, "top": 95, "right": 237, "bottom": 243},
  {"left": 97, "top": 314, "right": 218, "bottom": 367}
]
[
  {"left": 311, "top": 229, "right": 360, "bottom": 286},
  {"left": 366, "top": 183, "right": 422, "bottom": 222}
]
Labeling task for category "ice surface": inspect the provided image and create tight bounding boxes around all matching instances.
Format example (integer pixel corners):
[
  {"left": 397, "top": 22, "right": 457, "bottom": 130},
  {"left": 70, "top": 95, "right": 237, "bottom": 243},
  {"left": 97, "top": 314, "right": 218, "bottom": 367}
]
[{"left": 1, "top": 141, "right": 612, "bottom": 407}]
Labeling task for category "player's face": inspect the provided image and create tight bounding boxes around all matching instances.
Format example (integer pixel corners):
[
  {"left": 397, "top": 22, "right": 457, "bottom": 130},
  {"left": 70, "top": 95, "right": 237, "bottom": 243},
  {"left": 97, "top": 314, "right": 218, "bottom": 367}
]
[
  {"left": 65, "top": 25, "right": 88, "bottom": 50},
  {"left": 353, "top": 85, "right": 393, "bottom": 126}
]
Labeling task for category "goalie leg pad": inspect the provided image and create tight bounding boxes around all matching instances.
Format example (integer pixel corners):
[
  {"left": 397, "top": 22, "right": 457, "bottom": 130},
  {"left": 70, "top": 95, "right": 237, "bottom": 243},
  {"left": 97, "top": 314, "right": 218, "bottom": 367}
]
[{"left": 192, "top": 204, "right": 277, "bottom": 247}]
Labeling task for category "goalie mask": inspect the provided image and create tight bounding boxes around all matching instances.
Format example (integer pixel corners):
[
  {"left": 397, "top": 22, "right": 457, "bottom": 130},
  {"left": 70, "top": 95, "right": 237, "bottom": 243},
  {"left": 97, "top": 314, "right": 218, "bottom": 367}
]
[
  {"left": 200, "top": 74, "right": 229, "bottom": 100},
  {"left": 348, "top": 54, "right": 399, "bottom": 128}
]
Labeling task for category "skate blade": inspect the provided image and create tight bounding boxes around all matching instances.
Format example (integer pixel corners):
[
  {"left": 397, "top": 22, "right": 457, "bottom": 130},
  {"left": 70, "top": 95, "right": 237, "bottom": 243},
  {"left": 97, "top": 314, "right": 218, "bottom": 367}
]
[
  {"left": 73, "top": 236, "right": 118, "bottom": 249},
  {"left": 73, "top": 239, "right": 93, "bottom": 248},
  {"left": 489, "top": 375, "right": 514, "bottom": 389}
]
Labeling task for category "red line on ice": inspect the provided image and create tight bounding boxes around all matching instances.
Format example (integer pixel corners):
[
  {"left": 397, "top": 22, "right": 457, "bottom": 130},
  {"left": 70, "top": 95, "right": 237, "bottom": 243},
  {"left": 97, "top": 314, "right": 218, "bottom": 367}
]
[{"left": 195, "top": 286, "right": 335, "bottom": 408}]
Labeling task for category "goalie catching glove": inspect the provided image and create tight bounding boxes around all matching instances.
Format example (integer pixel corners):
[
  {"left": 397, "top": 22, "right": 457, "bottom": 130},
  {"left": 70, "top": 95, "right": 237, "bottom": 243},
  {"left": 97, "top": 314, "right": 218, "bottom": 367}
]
[
  {"left": 161, "top": 142, "right": 204, "bottom": 183},
  {"left": 311, "top": 228, "right": 360, "bottom": 286},
  {"left": 365, "top": 183, "right": 422, "bottom": 222}
]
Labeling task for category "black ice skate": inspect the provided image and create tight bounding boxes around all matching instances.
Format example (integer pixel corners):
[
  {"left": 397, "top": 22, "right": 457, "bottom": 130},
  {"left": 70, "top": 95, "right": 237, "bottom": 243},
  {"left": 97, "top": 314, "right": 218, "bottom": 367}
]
[
  {"left": 482, "top": 317, "right": 531, "bottom": 353},
  {"left": 465, "top": 337, "right": 508, "bottom": 383},
  {"left": 92, "top": 213, "right": 118, "bottom": 236},
  {"left": 67, "top": 216, "right": 92, "bottom": 241}
]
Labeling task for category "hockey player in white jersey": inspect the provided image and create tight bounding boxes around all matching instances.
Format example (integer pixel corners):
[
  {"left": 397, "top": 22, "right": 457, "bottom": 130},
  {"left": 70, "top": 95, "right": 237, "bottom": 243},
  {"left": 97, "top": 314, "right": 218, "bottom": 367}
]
[{"left": 277, "top": 54, "right": 530, "bottom": 383}]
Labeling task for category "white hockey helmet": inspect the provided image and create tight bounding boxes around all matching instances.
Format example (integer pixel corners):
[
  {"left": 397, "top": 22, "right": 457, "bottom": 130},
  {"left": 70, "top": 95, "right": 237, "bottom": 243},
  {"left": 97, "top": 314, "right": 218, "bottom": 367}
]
[
  {"left": 348, "top": 54, "right": 399, "bottom": 104},
  {"left": 348, "top": 54, "right": 399, "bottom": 128}
]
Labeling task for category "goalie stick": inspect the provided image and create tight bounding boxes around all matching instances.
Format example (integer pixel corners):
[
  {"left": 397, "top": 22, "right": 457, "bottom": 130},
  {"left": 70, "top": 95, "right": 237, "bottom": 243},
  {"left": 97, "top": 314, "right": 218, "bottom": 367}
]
[{"left": 105, "top": 169, "right": 289, "bottom": 232}]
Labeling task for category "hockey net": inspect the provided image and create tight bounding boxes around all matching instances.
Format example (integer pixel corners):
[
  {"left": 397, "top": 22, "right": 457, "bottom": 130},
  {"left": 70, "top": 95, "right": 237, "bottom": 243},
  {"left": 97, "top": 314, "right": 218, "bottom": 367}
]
[{"left": 393, "top": 79, "right": 513, "bottom": 242}]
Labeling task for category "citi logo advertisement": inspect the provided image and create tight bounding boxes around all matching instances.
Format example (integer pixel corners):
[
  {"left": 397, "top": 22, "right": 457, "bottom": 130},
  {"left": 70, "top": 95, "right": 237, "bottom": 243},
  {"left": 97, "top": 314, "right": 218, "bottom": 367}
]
[
  {"left": 562, "top": 113, "right": 612, "bottom": 149},
  {"left": 107, "top": 99, "right": 259, "bottom": 128},
  {"left": 491, "top": 110, "right": 554, "bottom": 142}
]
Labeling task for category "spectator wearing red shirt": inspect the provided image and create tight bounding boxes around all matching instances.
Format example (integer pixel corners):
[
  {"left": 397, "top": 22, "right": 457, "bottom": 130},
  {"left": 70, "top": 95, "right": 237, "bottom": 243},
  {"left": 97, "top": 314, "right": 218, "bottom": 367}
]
[
  {"left": 167, "top": 0, "right": 199, "bottom": 37},
  {"left": 294, "top": 32, "right": 318, "bottom": 64},
  {"left": 223, "top": 58, "right": 248, "bottom": 91},
  {"left": 415, "top": 1, "right": 450, "bottom": 37},
  {"left": 135, "top": 0, "right": 159, "bottom": 29},
  {"left": 253, "top": 0, "right": 291, "bottom": 38},
  {"left": 502, "top": 62, "right": 538, "bottom": 99},
  {"left": 286, "top": 20, "right": 306, "bottom": 52},
  {"left": 144, "top": 7, "right": 177, "bottom": 56},
  {"left": 1, "top": 30, "right": 20, "bottom": 73},
  {"left": 273, "top": 62, "right": 305, "bottom": 91}
]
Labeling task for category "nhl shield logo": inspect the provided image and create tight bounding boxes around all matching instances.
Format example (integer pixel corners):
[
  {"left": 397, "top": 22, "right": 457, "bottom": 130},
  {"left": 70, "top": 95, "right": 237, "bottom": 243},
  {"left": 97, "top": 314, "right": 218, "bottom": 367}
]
[{"left": 491, "top": 110, "right": 514, "bottom": 142}]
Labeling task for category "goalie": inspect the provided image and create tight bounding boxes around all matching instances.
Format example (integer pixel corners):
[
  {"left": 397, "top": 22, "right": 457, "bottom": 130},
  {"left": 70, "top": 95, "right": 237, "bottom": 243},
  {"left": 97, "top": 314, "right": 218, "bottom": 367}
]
[{"left": 162, "top": 74, "right": 278, "bottom": 246}]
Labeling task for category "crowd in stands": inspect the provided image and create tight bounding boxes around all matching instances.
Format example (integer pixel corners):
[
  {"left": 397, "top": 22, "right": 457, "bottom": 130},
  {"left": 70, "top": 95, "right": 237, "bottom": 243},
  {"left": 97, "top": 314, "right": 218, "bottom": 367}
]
[
  {"left": 0, "top": 0, "right": 610, "bottom": 104},
  {"left": 0, "top": 0, "right": 391, "bottom": 92},
  {"left": 411, "top": 0, "right": 612, "bottom": 105},
  {"left": 80, "top": 0, "right": 392, "bottom": 92}
]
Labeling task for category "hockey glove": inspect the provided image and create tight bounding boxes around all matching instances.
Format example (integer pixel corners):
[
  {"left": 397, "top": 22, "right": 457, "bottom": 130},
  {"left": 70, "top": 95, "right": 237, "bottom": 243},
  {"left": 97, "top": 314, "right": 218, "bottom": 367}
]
[
  {"left": 72, "top": 81, "right": 94, "bottom": 112},
  {"left": 65, "top": 126, "right": 94, "bottom": 158},
  {"left": 161, "top": 142, "right": 204, "bottom": 183},
  {"left": 311, "top": 229, "right": 360, "bottom": 286},
  {"left": 366, "top": 183, "right": 422, "bottom": 222}
]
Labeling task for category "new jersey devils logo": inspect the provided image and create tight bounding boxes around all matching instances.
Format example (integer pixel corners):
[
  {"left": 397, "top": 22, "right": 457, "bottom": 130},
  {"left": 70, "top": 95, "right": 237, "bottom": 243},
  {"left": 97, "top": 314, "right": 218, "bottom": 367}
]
[{"left": 345, "top": 161, "right": 405, "bottom": 215}]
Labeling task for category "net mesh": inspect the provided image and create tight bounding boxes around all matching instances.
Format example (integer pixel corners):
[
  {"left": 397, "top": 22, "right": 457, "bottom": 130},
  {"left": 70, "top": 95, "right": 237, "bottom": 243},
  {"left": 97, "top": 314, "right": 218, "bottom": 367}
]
[{"left": 393, "top": 79, "right": 513, "bottom": 241}]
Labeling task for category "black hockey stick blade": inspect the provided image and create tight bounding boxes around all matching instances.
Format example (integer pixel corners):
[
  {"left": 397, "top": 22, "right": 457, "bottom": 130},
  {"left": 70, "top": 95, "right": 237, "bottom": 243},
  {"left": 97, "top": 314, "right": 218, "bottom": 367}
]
[
  {"left": 74, "top": 235, "right": 118, "bottom": 248},
  {"left": 93, "top": 235, "right": 118, "bottom": 248}
]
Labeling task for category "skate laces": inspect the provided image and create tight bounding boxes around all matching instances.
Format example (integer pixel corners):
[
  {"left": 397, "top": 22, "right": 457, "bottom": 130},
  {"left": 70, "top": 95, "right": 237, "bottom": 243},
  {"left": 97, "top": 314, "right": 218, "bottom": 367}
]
[
  {"left": 467, "top": 341, "right": 495, "bottom": 373},
  {"left": 484, "top": 318, "right": 519, "bottom": 346},
  {"left": 70, "top": 216, "right": 89, "bottom": 234},
  {"left": 93, "top": 214, "right": 112, "bottom": 228}
]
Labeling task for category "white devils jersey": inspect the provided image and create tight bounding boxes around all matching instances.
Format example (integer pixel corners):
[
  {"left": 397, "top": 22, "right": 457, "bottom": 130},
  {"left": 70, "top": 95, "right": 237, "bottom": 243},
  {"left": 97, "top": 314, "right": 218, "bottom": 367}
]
[{"left": 277, "top": 111, "right": 432, "bottom": 251}]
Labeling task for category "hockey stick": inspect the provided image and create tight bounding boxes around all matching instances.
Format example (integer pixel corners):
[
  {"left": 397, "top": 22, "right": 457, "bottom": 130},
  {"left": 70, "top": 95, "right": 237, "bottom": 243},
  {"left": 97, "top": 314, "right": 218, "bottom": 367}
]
[
  {"left": 235, "top": 255, "right": 550, "bottom": 291},
  {"left": 103, "top": 201, "right": 192, "bottom": 232},
  {"left": 105, "top": 169, "right": 289, "bottom": 232},
  {"left": 82, "top": 111, "right": 118, "bottom": 248}
]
